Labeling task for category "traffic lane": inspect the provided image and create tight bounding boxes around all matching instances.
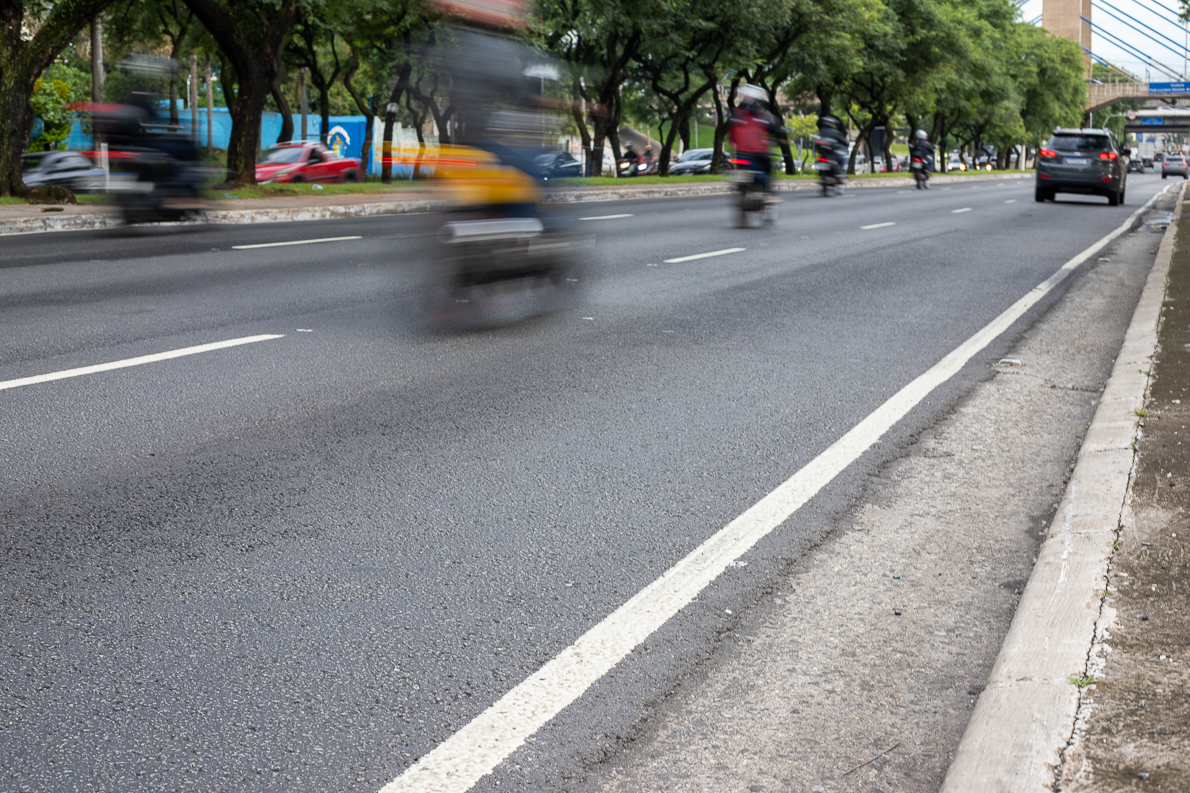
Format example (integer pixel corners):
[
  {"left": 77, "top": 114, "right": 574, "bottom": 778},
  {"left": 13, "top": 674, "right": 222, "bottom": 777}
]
[
  {"left": 0, "top": 213, "right": 425, "bottom": 270},
  {"left": 0, "top": 194, "right": 1167, "bottom": 790},
  {"left": 0, "top": 232, "right": 421, "bottom": 368}
]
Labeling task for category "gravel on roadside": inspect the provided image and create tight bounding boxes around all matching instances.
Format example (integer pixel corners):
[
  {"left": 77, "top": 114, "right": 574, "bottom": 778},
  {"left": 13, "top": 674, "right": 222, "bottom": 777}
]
[{"left": 1057, "top": 198, "right": 1190, "bottom": 793}]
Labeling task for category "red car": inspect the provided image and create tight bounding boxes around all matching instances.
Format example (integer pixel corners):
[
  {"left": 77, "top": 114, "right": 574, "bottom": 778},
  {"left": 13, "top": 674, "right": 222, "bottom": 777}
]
[{"left": 255, "top": 142, "right": 361, "bottom": 184}]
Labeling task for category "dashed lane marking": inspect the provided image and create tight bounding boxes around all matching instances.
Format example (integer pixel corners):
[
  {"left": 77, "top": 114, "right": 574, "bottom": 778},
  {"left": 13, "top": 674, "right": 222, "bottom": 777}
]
[
  {"left": 1005, "top": 200, "right": 1017, "bottom": 204},
  {"left": 664, "top": 247, "right": 746, "bottom": 263},
  {"left": 375, "top": 183, "right": 1175, "bottom": 793},
  {"left": 0, "top": 335, "right": 286, "bottom": 392},
  {"left": 579, "top": 214, "right": 634, "bottom": 220},
  {"left": 861, "top": 222, "right": 895, "bottom": 230},
  {"left": 231, "top": 236, "right": 362, "bottom": 250},
  {"left": 952, "top": 207, "right": 972, "bottom": 213}
]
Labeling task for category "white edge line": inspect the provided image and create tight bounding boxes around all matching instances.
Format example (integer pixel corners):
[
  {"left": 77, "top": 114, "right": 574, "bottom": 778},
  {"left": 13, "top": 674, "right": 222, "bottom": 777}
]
[
  {"left": 0, "top": 334, "right": 286, "bottom": 391},
  {"left": 231, "top": 235, "right": 362, "bottom": 250},
  {"left": 952, "top": 207, "right": 973, "bottom": 213},
  {"left": 663, "top": 247, "right": 746, "bottom": 263},
  {"left": 578, "top": 214, "right": 634, "bottom": 221},
  {"left": 860, "top": 222, "right": 895, "bottom": 230},
  {"left": 376, "top": 183, "right": 1174, "bottom": 793}
]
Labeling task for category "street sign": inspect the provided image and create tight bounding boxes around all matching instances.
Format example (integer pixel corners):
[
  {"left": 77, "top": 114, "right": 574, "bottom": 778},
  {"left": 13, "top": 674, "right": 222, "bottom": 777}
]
[
  {"left": 1127, "top": 109, "right": 1138, "bottom": 120},
  {"left": 1142, "top": 117, "right": 1165, "bottom": 125},
  {"left": 1148, "top": 82, "right": 1190, "bottom": 94}
]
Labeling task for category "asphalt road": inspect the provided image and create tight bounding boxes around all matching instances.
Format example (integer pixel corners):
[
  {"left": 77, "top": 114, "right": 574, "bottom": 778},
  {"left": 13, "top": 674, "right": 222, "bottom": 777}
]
[{"left": 0, "top": 173, "right": 1173, "bottom": 792}]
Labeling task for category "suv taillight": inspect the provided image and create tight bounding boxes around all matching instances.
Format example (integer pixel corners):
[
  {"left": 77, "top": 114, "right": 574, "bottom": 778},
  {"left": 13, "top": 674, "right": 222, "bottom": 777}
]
[
  {"left": 1039, "top": 149, "right": 1057, "bottom": 159},
  {"left": 1098, "top": 151, "right": 1118, "bottom": 160}
]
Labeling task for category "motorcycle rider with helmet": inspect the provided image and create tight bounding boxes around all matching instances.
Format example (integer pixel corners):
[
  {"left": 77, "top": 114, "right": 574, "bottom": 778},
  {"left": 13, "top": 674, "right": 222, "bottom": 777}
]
[
  {"left": 816, "top": 115, "right": 849, "bottom": 179},
  {"left": 909, "top": 129, "right": 935, "bottom": 189},
  {"left": 729, "top": 84, "right": 787, "bottom": 194}
]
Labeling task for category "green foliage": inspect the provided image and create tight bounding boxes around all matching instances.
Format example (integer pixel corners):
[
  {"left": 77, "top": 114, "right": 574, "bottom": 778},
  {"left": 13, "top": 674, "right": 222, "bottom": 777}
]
[{"left": 29, "top": 76, "right": 75, "bottom": 152}]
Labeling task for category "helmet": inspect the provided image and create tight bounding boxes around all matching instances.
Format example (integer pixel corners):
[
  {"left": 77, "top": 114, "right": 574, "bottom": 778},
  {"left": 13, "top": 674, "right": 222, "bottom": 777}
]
[
  {"left": 429, "top": 0, "right": 530, "bottom": 29},
  {"left": 738, "top": 84, "right": 767, "bottom": 103},
  {"left": 915, "top": 129, "right": 928, "bottom": 140}
]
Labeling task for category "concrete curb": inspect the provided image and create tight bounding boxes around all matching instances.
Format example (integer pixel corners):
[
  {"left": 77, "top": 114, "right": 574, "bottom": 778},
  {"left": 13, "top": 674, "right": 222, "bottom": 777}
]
[
  {"left": 0, "top": 172, "right": 1031, "bottom": 237},
  {"left": 939, "top": 181, "right": 1186, "bottom": 792}
]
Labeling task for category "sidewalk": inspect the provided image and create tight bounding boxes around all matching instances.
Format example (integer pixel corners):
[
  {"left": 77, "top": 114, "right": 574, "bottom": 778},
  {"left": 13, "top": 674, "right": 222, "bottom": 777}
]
[
  {"left": 0, "top": 171, "right": 1029, "bottom": 236},
  {"left": 1049, "top": 192, "right": 1190, "bottom": 792}
]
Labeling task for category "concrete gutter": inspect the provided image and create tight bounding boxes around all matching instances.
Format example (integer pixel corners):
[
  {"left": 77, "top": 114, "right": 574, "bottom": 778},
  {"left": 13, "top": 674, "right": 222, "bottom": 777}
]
[
  {"left": 0, "top": 171, "right": 1030, "bottom": 237},
  {"left": 939, "top": 181, "right": 1185, "bottom": 792}
]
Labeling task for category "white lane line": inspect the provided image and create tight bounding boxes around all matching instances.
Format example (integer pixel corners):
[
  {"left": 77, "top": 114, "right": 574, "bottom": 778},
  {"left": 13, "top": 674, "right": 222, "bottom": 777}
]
[
  {"left": 376, "top": 182, "right": 1176, "bottom": 793},
  {"left": 1005, "top": 199, "right": 1017, "bottom": 204},
  {"left": 0, "top": 335, "right": 285, "bottom": 392},
  {"left": 231, "top": 236, "right": 361, "bottom": 250},
  {"left": 952, "top": 207, "right": 972, "bottom": 213},
  {"left": 579, "top": 214, "right": 634, "bottom": 221},
  {"left": 861, "top": 222, "right": 895, "bottom": 230},
  {"left": 664, "top": 247, "right": 745, "bottom": 263}
]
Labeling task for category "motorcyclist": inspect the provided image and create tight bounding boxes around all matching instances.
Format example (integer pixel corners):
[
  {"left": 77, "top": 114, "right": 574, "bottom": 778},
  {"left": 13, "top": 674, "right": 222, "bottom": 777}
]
[
  {"left": 435, "top": 0, "right": 558, "bottom": 214},
  {"left": 816, "top": 115, "right": 849, "bottom": 178},
  {"left": 621, "top": 141, "right": 640, "bottom": 175},
  {"left": 729, "top": 84, "right": 787, "bottom": 193},
  {"left": 909, "top": 129, "right": 935, "bottom": 174}
]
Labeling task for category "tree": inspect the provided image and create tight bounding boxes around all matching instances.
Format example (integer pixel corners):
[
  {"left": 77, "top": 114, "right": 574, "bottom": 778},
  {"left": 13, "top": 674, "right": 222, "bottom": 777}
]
[
  {"left": 181, "top": 0, "right": 310, "bottom": 184},
  {"left": 1, "top": 0, "right": 122, "bottom": 195}
]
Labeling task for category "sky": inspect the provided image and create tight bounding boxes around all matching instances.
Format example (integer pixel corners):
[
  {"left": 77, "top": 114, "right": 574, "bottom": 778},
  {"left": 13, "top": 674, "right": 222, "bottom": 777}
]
[{"left": 1018, "top": 0, "right": 1190, "bottom": 82}]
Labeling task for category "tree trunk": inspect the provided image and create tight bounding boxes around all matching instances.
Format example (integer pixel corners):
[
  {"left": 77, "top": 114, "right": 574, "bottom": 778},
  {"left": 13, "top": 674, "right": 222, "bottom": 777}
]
[
  {"left": 223, "top": 62, "right": 268, "bottom": 184},
  {"left": 380, "top": 65, "right": 409, "bottom": 183},
  {"left": 342, "top": 52, "right": 373, "bottom": 177},
  {"left": 271, "top": 79, "right": 294, "bottom": 143},
  {"left": 1, "top": 0, "right": 120, "bottom": 195}
]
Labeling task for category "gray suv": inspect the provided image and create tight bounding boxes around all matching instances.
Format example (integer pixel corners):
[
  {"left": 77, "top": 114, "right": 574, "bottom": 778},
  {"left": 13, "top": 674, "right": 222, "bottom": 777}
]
[{"left": 1035, "top": 128, "right": 1126, "bottom": 206}]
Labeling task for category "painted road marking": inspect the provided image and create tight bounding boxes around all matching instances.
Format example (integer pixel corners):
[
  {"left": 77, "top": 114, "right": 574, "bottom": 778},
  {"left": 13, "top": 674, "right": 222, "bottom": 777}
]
[
  {"left": 231, "top": 236, "right": 361, "bottom": 250},
  {"left": 579, "top": 214, "right": 634, "bottom": 221},
  {"left": 664, "top": 247, "right": 746, "bottom": 263},
  {"left": 952, "top": 207, "right": 972, "bottom": 213},
  {"left": 861, "top": 222, "right": 895, "bottom": 230},
  {"left": 375, "top": 182, "right": 1177, "bottom": 793},
  {"left": 1005, "top": 200, "right": 1017, "bottom": 204},
  {"left": 0, "top": 335, "right": 285, "bottom": 392}
]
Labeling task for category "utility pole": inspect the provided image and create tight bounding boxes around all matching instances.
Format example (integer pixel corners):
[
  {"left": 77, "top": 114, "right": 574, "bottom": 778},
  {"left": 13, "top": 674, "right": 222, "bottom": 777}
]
[
  {"left": 189, "top": 53, "right": 198, "bottom": 140},
  {"left": 90, "top": 18, "right": 104, "bottom": 102},
  {"left": 299, "top": 68, "right": 308, "bottom": 141}
]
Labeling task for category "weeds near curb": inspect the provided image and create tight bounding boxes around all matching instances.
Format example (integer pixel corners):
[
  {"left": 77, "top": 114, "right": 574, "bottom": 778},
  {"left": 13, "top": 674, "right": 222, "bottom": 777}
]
[
  {"left": 1135, "top": 407, "right": 1151, "bottom": 417},
  {"left": 1066, "top": 673, "right": 1101, "bottom": 689},
  {"left": 1140, "top": 369, "right": 1156, "bottom": 378}
]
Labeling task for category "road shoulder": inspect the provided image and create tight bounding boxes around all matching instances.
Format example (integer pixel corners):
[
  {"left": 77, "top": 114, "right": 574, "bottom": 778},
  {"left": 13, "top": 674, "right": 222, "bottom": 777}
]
[{"left": 576, "top": 191, "right": 1179, "bottom": 793}]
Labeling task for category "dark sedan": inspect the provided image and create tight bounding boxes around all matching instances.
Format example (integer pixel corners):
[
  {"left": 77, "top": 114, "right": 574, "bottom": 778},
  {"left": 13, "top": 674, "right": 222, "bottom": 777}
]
[
  {"left": 668, "top": 148, "right": 732, "bottom": 175},
  {"left": 21, "top": 151, "right": 107, "bottom": 193},
  {"left": 1035, "top": 128, "right": 1126, "bottom": 205},
  {"left": 536, "top": 150, "right": 583, "bottom": 180}
]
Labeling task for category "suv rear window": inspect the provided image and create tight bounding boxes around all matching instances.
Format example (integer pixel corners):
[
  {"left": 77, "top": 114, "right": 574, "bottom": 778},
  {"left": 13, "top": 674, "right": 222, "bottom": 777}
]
[{"left": 1049, "top": 134, "right": 1111, "bottom": 152}]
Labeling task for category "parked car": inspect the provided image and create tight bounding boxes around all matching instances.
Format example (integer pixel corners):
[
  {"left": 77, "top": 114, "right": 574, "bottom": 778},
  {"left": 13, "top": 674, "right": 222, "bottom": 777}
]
[
  {"left": 535, "top": 150, "right": 583, "bottom": 180},
  {"left": 1162, "top": 155, "right": 1189, "bottom": 179},
  {"left": 1035, "top": 127, "right": 1126, "bottom": 205},
  {"left": 667, "top": 148, "right": 731, "bottom": 175},
  {"left": 255, "top": 142, "right": 361, "bottom": 184},
  {"left": 20, "top": 151, "right": 108, "bottom": 193}
]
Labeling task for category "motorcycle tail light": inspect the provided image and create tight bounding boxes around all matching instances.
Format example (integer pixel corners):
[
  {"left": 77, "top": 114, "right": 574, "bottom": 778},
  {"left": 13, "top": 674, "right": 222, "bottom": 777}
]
[{"left": 816, "top": 157, "right": 829, "bottom": 163}]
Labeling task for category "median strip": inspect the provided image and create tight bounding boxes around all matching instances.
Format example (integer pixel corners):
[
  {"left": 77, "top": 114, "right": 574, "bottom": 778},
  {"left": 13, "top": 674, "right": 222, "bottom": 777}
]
[
  {"left": 663, "top": 247, "right": 746, "bottom": 263},
  {"left": 231, "top": 235, "right": 362, "bottom": 250},
  {"left": 0, "top": 335, "right": 285, "bottom": 392},
  {"left": 860, "top": 222, "right": 895, "bottom": 230}
]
